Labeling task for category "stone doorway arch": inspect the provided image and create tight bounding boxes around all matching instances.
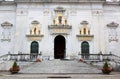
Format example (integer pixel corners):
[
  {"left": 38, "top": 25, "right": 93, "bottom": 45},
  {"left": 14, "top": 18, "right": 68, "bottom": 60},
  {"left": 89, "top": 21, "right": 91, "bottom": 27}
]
[{"left": 54, "top": 35, "right": 66, "bottom": 59}]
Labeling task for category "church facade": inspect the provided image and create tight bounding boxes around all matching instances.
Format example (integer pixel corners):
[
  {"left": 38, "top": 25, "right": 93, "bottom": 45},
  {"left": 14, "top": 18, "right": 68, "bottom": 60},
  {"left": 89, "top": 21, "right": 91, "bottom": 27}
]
[{"left": 0, "top": 0, "right": 120, "bottom": 60}]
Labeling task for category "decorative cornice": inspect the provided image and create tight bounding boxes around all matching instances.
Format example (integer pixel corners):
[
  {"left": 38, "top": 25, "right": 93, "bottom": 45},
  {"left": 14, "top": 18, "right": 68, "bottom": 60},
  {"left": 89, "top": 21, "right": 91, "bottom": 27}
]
[
  {"left": 76, "top": 35, "right": 94, "bottom": 41},
  {"left": 48, "top": 25, "right": 72, "bottom": 29},
  {"left": 26, "top": 34, "right": 44, "bottom": 41}
]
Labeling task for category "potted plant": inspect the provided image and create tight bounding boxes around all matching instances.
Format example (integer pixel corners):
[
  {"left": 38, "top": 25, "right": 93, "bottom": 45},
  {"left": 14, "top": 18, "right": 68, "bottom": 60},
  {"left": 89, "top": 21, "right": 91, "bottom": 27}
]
[
  {"left": 36, "top": 58, "right": 41, "bottom": 62},
  {"left": 9, "top": 61, "right": 20, "bottom": 74},
  {"left": 79, "top": 58, "right": 83, "bottom": 62},
  {"left": 102, "top": 61, "right": 112, "bottom": 74}
]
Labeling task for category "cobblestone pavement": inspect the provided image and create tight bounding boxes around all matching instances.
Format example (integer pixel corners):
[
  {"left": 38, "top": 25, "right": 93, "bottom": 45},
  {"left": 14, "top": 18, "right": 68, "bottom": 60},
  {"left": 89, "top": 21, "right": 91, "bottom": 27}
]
[{"left": 0, "top": 71, "right": 120, "bottom": 79}]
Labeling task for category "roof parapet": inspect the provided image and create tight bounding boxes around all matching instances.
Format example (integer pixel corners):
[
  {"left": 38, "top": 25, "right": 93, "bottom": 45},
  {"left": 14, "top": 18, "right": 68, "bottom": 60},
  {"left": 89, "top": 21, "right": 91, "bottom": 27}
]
[{"left": 14, "top": 0, "right": 106, "bottom": 3}]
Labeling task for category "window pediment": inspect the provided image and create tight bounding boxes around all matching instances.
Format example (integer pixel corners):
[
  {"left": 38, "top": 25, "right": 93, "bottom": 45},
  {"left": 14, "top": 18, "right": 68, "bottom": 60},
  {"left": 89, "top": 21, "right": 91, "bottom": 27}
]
[
  {"left": 107, "top": 22, "right": 119, "bottom": 28},
  {"left": 31, "top": 20, "right": 40, "bottom": 25},
  {"left": 1, "top": 21, "right": 13, "bottom": 28}
]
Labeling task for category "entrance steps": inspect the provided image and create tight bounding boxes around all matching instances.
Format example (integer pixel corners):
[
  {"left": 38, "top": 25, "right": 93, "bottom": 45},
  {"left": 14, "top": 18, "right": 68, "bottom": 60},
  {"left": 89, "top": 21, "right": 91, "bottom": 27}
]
[{"left": 20, "top": 59, "right": 101, "bottom": 74}]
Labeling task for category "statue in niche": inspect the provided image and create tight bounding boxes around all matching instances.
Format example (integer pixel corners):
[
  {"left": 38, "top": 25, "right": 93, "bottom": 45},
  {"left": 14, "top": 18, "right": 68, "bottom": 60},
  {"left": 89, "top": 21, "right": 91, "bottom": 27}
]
[
  {"left": 65, "top": 19, "right": 67, "bottom": 25},
  {"left": 34, "top": 27, "right": 37, "bottom": 35},
  {"left": 88, "top": 30, "right": 90, "bottom": 35},
  {"left": 53, "top": 19, "right": 56, "bottom": 25},
  {"left": 38, "top": 30, "right": 40, "bottom": 35},
  {"left": 58, "top": 16, "right": 62, "bottom": 24},
  {"left": 80, "top": 30, "right": 81, "bottom": 34}
]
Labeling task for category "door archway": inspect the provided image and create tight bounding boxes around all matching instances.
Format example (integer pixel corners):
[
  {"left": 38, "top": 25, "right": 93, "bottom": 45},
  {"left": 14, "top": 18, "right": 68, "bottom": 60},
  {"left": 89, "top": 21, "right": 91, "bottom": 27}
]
[
  {"left": 54, "top": 35, "right": 66, "bottom": 59},
  {"left": 30, "top": 41, "right": 39, "bottom": 58},
  {"left": 81, "top": 41, "right": 89, "bottom": 59}
]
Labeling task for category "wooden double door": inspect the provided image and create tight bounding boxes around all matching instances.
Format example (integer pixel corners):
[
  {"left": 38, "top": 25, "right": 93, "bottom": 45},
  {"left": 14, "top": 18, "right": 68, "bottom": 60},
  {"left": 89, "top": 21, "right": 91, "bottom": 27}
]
[{"left": 54, "top": 35, "right": 66, "bottom": 59}]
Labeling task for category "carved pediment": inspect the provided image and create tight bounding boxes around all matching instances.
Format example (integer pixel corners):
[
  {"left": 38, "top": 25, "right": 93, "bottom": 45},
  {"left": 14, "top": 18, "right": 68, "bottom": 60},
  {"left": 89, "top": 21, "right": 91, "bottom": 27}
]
[
  {"left": 31, "top": 20, "right": 40, "bottom": 25},
  {"left": 80, "top": 21, "right": 88, "bottom": 25},
  {"left": 54, "top": 7, "right": 66, "bottom": 13}
]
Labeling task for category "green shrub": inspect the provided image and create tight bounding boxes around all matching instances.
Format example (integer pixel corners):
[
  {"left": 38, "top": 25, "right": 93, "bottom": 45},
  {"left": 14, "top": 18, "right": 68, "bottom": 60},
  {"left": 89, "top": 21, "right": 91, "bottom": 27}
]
[
  {"left": 103, "top": 61, "right": 109, "bottom": 69},
  {"left": 12, "top": 61, "right": 18, "bottom": 67}
]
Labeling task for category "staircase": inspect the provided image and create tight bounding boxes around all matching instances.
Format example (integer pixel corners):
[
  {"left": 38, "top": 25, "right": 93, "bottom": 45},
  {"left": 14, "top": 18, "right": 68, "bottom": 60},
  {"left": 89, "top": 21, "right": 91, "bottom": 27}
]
[{"left": 20, "top": 59, "right": 101, "bottom": 74}]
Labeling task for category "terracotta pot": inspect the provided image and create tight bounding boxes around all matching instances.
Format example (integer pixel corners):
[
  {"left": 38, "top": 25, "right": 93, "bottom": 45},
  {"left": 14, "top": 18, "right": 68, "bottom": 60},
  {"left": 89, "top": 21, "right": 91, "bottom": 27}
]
[
  {"left": 36, "top": 58, "right": 41, "bottom": 62},
  {"left": 9, "top": 66, "right": 20, "bottom": 74},
  {"left": 102, "top": 67, "right": 112, "bottom": 74},
  {"left": 79, "top": 59, "right": 83, "bottom": 62}
]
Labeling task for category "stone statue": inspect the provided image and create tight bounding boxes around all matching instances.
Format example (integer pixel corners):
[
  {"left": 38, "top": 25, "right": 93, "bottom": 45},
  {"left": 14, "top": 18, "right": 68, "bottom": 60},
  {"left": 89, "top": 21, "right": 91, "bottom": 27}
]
[
  {"left": 34, "top": 27, "right": 36, "bottom": 34},
  {"left": 58, "top": 16, "right": 62, "bottom": 24},
  {"left": 30, "top": 29, "right": 32, "bottom": 35},
  {"left": 53, "top": 19, "right": 55, "bottom": 25},
  {"left": 38, "top": 30, "right": 40, "bottom": 35},
  {"left": 88, "top": 30, "right": 90, "bottom": 35},
  {"left": 65, "top": 19, "right": 67, "bottom": 25}
]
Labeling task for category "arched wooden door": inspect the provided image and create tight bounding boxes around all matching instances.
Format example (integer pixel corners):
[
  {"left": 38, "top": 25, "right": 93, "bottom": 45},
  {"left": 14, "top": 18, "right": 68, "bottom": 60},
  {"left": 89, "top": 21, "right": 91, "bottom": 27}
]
[
  {"left": 30, "top": 41, "right": 39, "bottom": 58},
  {"left": 54, "top": 35, "right": 66, "bottom": 59},
  {"left": 81, "top": 41, "right": 89, "bottom": 59}
]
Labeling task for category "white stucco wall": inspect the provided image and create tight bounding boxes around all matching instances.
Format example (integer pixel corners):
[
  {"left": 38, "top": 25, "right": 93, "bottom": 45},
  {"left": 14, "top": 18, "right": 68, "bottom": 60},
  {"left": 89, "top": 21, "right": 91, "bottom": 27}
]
[{"left": 0, "top": 1, "right": 120, "bottom": 58}]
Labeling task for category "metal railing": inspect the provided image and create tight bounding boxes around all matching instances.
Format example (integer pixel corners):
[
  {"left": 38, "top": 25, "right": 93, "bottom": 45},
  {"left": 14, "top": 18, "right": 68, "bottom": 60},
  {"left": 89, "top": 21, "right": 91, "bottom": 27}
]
[
  {"left": 80, "top": 54, "right": 101, "bottom": 60},
  {"left": 103, "top": 54, "right": 120, "bottom": 62},
  {"left": 0, "top": 53, "right": 120, "bottom": 62},
  {"left": 0, "top": 54, "right": 9, "bottom": 61},
  {"left": 79, "top": 53, "right": 120, "bottom": 63},
  {"left": 9, "top": 53, "right": 42, "bottom": 61}
]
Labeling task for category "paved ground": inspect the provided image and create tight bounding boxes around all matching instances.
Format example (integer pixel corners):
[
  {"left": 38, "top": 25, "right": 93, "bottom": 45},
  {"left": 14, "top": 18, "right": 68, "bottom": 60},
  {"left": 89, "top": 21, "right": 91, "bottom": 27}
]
[
  {"left": 0, "top": 71, "right": 120, "bottom": 79},
  {"left": 1, "top": 60, "right": 120, "bottom": 79}
]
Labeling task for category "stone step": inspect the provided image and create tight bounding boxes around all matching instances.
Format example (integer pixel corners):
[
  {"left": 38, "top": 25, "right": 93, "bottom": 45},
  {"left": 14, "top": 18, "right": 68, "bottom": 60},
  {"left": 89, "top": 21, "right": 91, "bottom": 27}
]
[{"left": 20, "top": 60, "right": 101, "bottom": 74}]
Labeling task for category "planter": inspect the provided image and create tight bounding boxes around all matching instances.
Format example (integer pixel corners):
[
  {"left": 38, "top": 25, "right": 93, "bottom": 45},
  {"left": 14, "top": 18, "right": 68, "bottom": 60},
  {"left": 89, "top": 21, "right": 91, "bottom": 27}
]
[
  {"left": 79, "top": 59, "right": 83, "bottom": 62},
  {"left": 102, "top": 61, "right": 112, "bottom": 74},
  {"left": 36, "top": 58, "right": 41, "bottom": 62},
  {"left": 102, "top": 67, "right": 112, "bottom": 74},
  {"left": 9, "top": 66, "right": 20, "bottom": 74}
]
